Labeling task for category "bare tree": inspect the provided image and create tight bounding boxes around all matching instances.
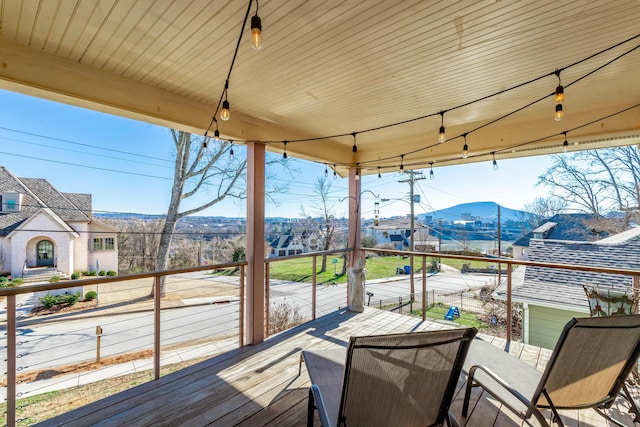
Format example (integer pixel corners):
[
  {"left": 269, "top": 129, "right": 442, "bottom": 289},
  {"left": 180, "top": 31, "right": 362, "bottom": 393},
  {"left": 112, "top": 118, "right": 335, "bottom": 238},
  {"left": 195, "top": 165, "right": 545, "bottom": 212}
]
[
  {"left": 300, "top": 176, "right": 337, "bottom": 272},
  {"left": 115, "top": 219, "right": 163, "bottom": 274},
  {"left": 538, "top": 147, "right": 640, "bottom": 217},
  {"left": 518, "top": 196, "right": 568, "bottom": 230}
]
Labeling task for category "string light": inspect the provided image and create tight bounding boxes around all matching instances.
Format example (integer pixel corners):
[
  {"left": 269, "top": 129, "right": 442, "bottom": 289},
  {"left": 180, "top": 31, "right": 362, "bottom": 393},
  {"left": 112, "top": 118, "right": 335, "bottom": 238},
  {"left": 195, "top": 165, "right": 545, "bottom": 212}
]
[
  {"left": 492, "top": 152, "right": 498, "bottom": 170},
  {"left": 282, "top": 141, "right": 288, "bottom": 159},
  {"left": 378, "top": 166, "right": 381, "bottom": 179},
  {"left": 250, "top": 0, "right": 263, "bottom": 50},
  {"left": 229, "top": 140, "right": 234, "bottom": 160},
  {"left": 562, "top": 131, "right": 569, "bottom": 153},
  {"left": 355, "top": 163, "right": 360, "bottom": 181},
  {"left": 400, "top": 154, "right": 404, "bottom": 172},
  {"left": 429, "top": 162, "right": 434, "bottom": 180},
  {"left": 220, "top": 81, "right": 230, "bottom": 121},
  {"left": 554, "top": 70, "right": 564, "bottom": 121},
  {"left": 438, "top": 111, "right": 446, "bottom": 143},
  {"left": 333, "top": 164, "right": 337, "bottom": 180},
  {"left": 462, "top": 133, "right": 469, "bottom": 158},
  {"left": 324, "top": 164, "right": 328, "bottom": 177},
  {"left": 202, "top": 139, "right": 208, "bottom": 153},
  {"left": 352, "top": 132, "right": 358, "bottom": 153}
]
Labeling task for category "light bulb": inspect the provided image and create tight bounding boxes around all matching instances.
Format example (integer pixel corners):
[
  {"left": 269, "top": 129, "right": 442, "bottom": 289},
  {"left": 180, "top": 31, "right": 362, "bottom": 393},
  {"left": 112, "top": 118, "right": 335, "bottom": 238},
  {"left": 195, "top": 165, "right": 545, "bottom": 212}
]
[
  {"left": 250, "top": 16, "right": 263, "bottom": 50},
  {"left": 202, "top": 141, "right": 208, "bottom": 153},
  {"left": 378, "top": 167, "right": 381, "bottom": 179},
  {"left": 462, "top": 143, "right": 468, "bottom": 158},
  {"left": 333, "top": 165, "right": 337, "bottom": 180},
  {"left": 282, "top": 142, "right": 287, "bottom": 159},
  {"left": 562, "top": 133, "right": 568, "bottom": 153},
  {"left": 555, "top": 103, "right": 563, "bottom": 121},
  {"left": 492, "top": 159, "right": 498, "bottom": 171},
  {"left": 430, "top": 169, "right": 434, "bottom": 180},
  {"left": 555, "top": 85, "right": 564, "bottom": 104},
  {"left": 220, "top": 100, "right": 230, "bottom": 121},
  {"left": 355, "top": 170, "right": 360, "bottom": 181},
  {"left": 230, "top": 145, "right": 234, "bottom": 160},
  {"left": 438, "top": 126, "right": 446, "bottom": 143},
  {"left": 324, "top": 165, "right": 328, "bottom": 177},
  {"left": 214, "top": 129, "right": 220, "bottom": 142}
]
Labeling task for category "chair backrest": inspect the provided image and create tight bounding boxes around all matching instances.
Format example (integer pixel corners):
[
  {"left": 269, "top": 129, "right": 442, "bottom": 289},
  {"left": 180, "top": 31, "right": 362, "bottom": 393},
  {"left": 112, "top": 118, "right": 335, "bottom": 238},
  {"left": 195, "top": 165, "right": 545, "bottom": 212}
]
[
  {"left": 337, "top": 327, "right": 477, "bottom": 426},
  {"left": 533, "top": 315, "right": 640, "bottom": 411}
]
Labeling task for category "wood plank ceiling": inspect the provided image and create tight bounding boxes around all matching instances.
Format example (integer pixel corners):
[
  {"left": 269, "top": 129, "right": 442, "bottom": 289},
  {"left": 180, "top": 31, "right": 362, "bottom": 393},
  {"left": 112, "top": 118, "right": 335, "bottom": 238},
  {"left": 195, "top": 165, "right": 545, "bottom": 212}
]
[{"left": 0, "top": 0, "right": 638, "bottom": 176}]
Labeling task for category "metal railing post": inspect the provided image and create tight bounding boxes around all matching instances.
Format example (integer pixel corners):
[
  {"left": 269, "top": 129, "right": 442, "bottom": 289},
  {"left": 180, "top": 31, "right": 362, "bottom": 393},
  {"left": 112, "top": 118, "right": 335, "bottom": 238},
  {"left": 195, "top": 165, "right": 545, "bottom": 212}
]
[
  {"left": 312, "top": 256, "right": 317, "bottom": 320},
  {"left": 7, "top": 294, "right": 16, "bottom": 427},
  {"left": 506, "top": 263, "right": 513, "bottom": 351},
  {"left": 239, "top": 265, "right": 245, "bottom": 347},
  {"left": 421, "top": 255, "right": 426, "bottom": 321},
  {"left": 264, "top": 262, "right": 270, "bottom": 338},
  {"left": 153, "top": 276, "right": 161, "bottom": 380}
]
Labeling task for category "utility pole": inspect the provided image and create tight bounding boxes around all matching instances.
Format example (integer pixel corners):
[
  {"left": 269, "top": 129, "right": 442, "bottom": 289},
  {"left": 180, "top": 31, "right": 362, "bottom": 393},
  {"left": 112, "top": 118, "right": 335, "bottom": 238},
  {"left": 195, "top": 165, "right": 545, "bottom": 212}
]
[{"left": 399, "top": 171, "right": 425, "bottom": 300}]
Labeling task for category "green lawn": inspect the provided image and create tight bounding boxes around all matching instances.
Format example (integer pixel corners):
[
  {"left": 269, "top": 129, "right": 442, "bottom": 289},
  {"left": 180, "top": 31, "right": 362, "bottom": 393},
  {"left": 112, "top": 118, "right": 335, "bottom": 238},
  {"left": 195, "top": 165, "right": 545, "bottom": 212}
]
[
  {"left": 211, "top": 255, "right": 497, "bottom": 284},
  {"left": 411, "top": 303, "right": 488, "bottom": 329}
]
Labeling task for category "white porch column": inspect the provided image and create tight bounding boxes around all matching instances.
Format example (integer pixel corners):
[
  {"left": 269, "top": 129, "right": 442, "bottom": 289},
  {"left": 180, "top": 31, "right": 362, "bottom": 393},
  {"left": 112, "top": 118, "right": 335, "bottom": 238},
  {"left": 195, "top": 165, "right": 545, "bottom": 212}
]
[{"left": 246, "top": 141, "right": 265, "bottom": 345}]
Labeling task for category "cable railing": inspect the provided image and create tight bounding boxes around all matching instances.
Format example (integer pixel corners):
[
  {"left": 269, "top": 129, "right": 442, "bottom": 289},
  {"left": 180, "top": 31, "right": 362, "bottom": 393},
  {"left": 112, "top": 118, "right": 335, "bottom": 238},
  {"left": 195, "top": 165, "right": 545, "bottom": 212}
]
[
  {"left": 0, "top": 262, "right": 246, "bottom": 426},
  {"left": 2, "top": 247, "right": 640, "bottom": 425}
]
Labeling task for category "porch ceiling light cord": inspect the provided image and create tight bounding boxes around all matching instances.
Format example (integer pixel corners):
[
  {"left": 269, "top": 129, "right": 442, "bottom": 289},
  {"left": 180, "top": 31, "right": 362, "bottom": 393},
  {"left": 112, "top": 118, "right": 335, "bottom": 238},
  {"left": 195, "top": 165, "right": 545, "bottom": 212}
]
[
  {"left": 203, "top": 0, "right": 254, "bottom": 135},
  {"left": 438, "top": 111, "right": 446, "bottom": 143}
]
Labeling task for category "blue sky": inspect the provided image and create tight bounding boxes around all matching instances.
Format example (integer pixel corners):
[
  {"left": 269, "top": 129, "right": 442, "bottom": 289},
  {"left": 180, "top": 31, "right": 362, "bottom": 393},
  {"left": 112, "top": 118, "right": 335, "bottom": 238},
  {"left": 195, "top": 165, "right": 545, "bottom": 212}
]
[{"left": 0, "top": 90, "right": 555, "bottom": 219}]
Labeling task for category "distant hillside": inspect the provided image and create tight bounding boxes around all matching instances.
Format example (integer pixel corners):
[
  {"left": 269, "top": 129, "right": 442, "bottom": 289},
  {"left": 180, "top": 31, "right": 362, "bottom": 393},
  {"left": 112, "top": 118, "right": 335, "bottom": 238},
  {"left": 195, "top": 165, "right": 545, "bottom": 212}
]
[{"left": 417, "top": 201, "right": 527, "bottom": 222}]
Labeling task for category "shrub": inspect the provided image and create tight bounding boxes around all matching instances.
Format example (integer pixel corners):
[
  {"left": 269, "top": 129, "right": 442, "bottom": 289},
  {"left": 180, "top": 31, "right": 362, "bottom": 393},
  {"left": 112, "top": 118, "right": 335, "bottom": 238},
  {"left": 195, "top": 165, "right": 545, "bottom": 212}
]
[
  {"left": 62, "top": 292, "right": 81, "bottom": 306},
  {"left": 39, "top": 294, "right": 58, "bottom": 309},
  {"left": 9, "top": 277, "right": 22, "bottom": 286},
  {"left": 98, "top": 270, "right": 106, "bottom": 276},
  {"left": 85, "top": 291, "right": 97, "bottom": 301},
  {"left": 70, "top": 272, "right": 81, "bottom": 280},
  {"left": 0, "top": 277, "right": 8, "bottom": 287},
  {"left": 106, "top": 270, "right": 117, "bottom": 276},
  {"left": 88, "top": 270, "right": 97, "bottom": 276},
  {"left": 49, "top": 276, "right": 60, "bottom": 283}
]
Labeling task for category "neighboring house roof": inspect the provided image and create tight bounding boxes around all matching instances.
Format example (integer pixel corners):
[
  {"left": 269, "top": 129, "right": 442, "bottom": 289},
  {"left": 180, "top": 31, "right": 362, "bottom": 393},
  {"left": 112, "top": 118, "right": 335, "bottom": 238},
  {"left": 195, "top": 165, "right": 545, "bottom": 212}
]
[
  {"left": 512, "top": 213, "right": 609, "bottom": 247},
  {"left": 0, "top": 166, "right": 93, "bottom": 237},
  {"left": 270, "top": 234, "right": 293, "bottom": 249},
  {"left": 496, "top": 227, "right": 640, "bottom": 311}
]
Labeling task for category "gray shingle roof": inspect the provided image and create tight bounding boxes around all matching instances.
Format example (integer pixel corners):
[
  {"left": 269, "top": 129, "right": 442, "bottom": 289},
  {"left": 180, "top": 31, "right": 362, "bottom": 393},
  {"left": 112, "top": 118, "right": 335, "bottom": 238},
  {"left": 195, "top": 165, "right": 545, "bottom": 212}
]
[
  {"left": 0, "top": 167, "right": 92, "bottom": 236},
  {"left": 501, "top": 228, "right": 640, "bottom": 309},
  {"left": 512, "top": 213, "right": 608, "bottom": 247}
]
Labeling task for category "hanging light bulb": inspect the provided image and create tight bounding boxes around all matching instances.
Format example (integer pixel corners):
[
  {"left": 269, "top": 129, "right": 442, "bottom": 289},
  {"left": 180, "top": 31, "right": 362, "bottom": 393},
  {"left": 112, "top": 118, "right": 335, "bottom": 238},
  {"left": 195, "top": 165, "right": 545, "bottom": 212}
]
[
  {"left": 438, "top": 111, "right": 446, "bottom": 143},
  {"left": 324, "top": 164, "right": 328, "bottom": 177},
  {"left": 352, "top": 132, "right": 357, "bottom": 153},
  {"left": 355, "top": 164, "right": 360, "bottom": 181},
  {"left": 333, "top": 164, "right": 337, "bottom": 180},
  {"left": 462, "top": 134, "right": 469, "bottom": 158},
  {"left": 554, "top": 70, "right": 565, "bottom": 103},
  {"left": 282, "top": 141, "right": 288, "bottom": 159},
  {"left": 229, "top": 141, "right": 234, "bottom": 160},
  {"left": 220, "top": 81, "right": 230, "bottom": 121},
  {"left": 250, "top": 1, "right": 263, "bottom": 50},
  {"left": 378, "top": 166, "right": 381, "bottom": 179},
  {"left": 400, "top": 154, "right": 405, "bottom": 172},
  {"left": 429, "top": 163, "right": 434, "bottom": 180},
  {"left": 555, "top": 103, "right": 563, "bottom": 122},
  {"left": 202, "top": 140, "right": 208, "bottom": 153},
  {"left": 562, "top": 132, "right": 569, "bottom": 153},
  {"left": 492, "top": 152, "right": 499, "bottom": 171}
]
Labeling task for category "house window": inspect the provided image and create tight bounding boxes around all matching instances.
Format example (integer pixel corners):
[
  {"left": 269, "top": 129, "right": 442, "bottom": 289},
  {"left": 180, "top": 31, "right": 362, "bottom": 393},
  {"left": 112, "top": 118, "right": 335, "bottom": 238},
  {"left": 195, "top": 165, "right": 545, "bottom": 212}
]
[
  {"left": 93, "top": 238, "right": 103, "bottom": 250},
  {"left": 105, "top": 238, "right": 115, "bottom": 250},
  {"left": 6, "top": 199, "right": 15, "bottom": 210}
]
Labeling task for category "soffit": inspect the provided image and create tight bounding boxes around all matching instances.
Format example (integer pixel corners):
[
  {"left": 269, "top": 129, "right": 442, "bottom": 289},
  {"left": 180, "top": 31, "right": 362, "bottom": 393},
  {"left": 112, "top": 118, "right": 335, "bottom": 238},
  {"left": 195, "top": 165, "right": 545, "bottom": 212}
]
[{"left": 0, "top": 0, "right": 638, "bottom": 176}]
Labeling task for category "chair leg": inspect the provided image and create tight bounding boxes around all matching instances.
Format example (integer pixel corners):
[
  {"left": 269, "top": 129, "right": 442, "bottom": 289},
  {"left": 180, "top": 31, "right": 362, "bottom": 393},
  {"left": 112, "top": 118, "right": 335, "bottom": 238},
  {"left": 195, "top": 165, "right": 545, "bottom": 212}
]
[
  {"left": 307, "top": 387, "right": 315, "bottom": 427},
  {"left": 298, "top": 352, "right": 304, "bottom": 376},
  {"left": 621, "top": 381, "right": 640, "bottom": 423},
  {"left": 461, "top": 370, "right": 476, "bottom": 417}
]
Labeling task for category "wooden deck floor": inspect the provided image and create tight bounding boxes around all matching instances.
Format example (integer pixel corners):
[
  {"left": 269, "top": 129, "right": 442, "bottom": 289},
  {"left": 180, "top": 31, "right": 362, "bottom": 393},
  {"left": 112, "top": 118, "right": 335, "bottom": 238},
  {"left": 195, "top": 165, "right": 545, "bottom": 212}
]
[{"left": 37, "top": 308, "right": 639, "bottom": 426}]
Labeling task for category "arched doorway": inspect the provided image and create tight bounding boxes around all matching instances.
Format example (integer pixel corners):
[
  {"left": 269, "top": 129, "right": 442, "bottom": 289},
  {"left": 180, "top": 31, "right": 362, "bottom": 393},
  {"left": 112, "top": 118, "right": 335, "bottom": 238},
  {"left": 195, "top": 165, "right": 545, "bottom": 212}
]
[{"left": 36, "top": 240, "right": 54, "bottom": 267}]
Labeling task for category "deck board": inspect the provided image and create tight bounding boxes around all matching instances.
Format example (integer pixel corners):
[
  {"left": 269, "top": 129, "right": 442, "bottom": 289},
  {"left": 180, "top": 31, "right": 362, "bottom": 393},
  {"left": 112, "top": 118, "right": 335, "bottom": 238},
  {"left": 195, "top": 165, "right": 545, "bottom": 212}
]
[{"left": 36, "top": 308, "right": 640, "bottom": 426}]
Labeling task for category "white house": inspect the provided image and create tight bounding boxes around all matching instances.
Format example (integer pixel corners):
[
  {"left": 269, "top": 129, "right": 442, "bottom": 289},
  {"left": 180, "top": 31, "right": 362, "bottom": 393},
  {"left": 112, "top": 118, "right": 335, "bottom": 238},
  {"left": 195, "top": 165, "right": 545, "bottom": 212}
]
[{"left": 0, "top": 166, "right": 118, "bottom": 278}]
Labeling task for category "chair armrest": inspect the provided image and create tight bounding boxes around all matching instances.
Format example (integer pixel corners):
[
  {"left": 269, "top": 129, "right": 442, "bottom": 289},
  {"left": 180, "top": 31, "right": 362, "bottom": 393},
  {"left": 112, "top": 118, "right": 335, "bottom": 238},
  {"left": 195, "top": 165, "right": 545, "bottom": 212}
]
[
  {"left": 468, "top": 364, "right": 534, "bottom": 410},
  {"left": 311, "top": 384, "right": 334, "bottom": 427}
]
